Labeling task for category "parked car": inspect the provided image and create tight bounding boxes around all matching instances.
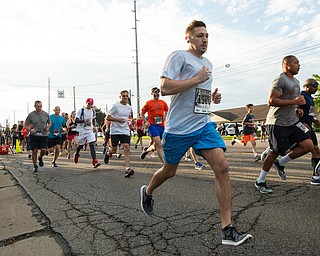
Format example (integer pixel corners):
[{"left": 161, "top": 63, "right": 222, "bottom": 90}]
[{"left": 225, "top": 123, "right": 243, "bottom": 136}]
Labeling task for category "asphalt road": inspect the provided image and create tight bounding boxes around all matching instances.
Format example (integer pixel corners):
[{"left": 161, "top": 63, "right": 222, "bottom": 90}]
[{"left": 3, "top": 138, "right": 320, "bottom": 255}]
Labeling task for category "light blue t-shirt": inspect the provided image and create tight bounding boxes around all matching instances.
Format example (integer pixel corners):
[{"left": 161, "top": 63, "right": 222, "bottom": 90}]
[
  {"left": 161, "top": 50, "right": 212, "bottom": 135},
  {"left": 48, "top": 114, "right": 66, "bottom": 138}
]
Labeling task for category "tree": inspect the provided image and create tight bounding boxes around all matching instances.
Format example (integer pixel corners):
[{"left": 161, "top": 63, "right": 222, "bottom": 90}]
[{"left": 312, "top": 74, "right": 320, "bottom": 111}]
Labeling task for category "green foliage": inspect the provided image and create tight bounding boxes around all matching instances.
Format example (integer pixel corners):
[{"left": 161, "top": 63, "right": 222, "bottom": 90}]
[{"left": 313, "top": 74, "right": 320, "bottom": 110}]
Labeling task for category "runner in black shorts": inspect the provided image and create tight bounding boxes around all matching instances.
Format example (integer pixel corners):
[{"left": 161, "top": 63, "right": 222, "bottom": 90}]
[
  {"left": 24, "top": 100, "right": 51, "bottom": 173},
  {"left": 255, "top": 55, "right": 314, "bottom": 193},
  {"left": 298, "top": 78, "right": 320, "bottom": 185}
]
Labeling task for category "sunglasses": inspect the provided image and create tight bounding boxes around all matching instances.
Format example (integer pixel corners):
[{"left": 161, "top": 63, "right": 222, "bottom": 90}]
[
  {"left": 87, "top": 103, "right": 93, "bottom": 105},
  {"left": 311, "top": 81, "right": 319, "bottom": 88}
]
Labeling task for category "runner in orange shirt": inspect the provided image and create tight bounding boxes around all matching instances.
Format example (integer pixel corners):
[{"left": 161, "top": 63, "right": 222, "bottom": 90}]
[{"left": 140, "top": 87, "right": 168, "bottom": 163}]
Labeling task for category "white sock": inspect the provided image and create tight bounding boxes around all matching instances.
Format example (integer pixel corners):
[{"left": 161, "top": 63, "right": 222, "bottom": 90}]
[
  {"left": 257, "top": 169, "right": 268, "bottom": 183},
  {"left": 278, "top": 154, "right": 292, "bottom": 166}
]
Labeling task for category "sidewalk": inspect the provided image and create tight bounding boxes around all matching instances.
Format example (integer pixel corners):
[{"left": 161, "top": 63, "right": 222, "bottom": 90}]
[{"left": 0, "top": 157, "right": 66, "bottom": 256}]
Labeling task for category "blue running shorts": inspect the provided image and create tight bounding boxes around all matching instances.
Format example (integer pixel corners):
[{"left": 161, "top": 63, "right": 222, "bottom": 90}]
[
  {"left": 162, "top": 122, "right": 226, "bottom": 164},
  {"left": 148, "top": 124, "right": 165, "bottom": 139}
]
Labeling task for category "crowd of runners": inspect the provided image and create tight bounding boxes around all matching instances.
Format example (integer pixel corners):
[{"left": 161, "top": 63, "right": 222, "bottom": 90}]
[{"left": 1, "top": 19, "right": 319, "bottom": 247}]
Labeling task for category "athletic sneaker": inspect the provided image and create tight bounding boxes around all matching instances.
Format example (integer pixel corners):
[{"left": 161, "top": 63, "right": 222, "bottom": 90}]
[
  {"left": 51, "top": 161, "right": 57, "bottom": 167},
  {"left": 92, "top": 159, "right": 101, "bottom": 168},
  {"left": 253, "top": 155, "right": 260, "bottom": 162},
  {"left": 195, "top": 162, "right": 205, "bottom": 170},
  {"left": 255, "top": 179, "right": 273, "bottom": 194},
  {"left": 221, "top": 224, "right": 253, "bottom": 246},
  {"left": 116, "top": 153, "right": 122, "bottom": 159},
  {"left": 273, "top": 160, "right": 286, "bottom": 180},
  {"left": 28, "top": 154, "right": 31, "bottom": 159},
  {"left": 260, "top": 147, "right": 270, "bottom": 161},
  {"left": 140, "top": 185, "right": 154, "bottom": 215},
  {"left": 124, "top": 168, "right": 134, "bottom": 178},
  {"left": 231, "top": 139, "right": 236, "bottom": 146},
  {"left": 134, "top": 144, "right": 138, "bottom": 149},
  {"left": 104, "top": 152, "right": 111, "bottom": 164},
  {"left": 33, "top": 165, "right": 39, "bottom": 173},
  {"left": 311, "top": 176, "right": 320, "bottom": 185},
  {"left": 102, "top": 148, "right": 106, "bottom": 154},
  {"left": 140, "top": 149, "right": 148, "bottom": 160},
  {"left": 73, "top": 153, "right": 80, "bottom": 164},
  {"left": 38, "top": 157, "right": 44, "bottom": 167}
]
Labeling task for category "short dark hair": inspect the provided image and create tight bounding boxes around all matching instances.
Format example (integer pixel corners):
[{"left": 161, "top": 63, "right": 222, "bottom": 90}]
[
  {"left": 282, "top": 55, "right": 296, "bottom": 64},
  {"left": 185, "top": 20, "right": 206, "bottom": 35},
  {"left": 246, "top": 103, "right": 253, "bottom": 109}
]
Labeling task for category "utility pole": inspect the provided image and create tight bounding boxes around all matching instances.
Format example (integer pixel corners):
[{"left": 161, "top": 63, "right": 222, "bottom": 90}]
[
  {"left": 132, "top": 0, "right": 140, "bottom": 116},
  {"left": 48, "top": 77, "right": 51, "bottom": 114},
  {"left": 73, "top": 86, "right": 76, "bottom": 111}
]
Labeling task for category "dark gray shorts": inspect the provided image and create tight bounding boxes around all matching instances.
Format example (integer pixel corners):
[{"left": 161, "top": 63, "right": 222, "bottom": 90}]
[{"left": 267, "top": 122, "right": 311, "bottom": 156}]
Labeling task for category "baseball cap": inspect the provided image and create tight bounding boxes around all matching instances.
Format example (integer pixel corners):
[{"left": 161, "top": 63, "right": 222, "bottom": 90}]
[{"left": 86, "top": 98, "right": 94, "bottom": 105}]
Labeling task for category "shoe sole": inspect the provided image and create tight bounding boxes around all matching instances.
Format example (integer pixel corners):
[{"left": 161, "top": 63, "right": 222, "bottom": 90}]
[
  {"left": 140, "top": 185, "right": 153, "bottom": 216},
  {"left": 222, "top": 234, "right": 253, "bottom": 246},
  {"left": 140, "top": 152, "right": 148, "bottom": 160},
  {"left": 311, "top": 181, "right": 320, "bottom": 185}
]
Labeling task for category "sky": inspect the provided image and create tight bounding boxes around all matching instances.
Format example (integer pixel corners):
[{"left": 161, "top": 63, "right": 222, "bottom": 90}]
[{"left": 1, "top": 0, "right": 320, "bottom": 127}]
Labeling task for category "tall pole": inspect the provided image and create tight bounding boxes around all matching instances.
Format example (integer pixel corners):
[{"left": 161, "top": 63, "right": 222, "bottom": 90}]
[
  {"left": 73, "top": 86, "right": 76, "bottom": 111},
  {"left": 48, "top": 77, "right": 51, "bottom": 114},
  {"left": 133, "top": 0, "right": 140, "bottom": 116}
]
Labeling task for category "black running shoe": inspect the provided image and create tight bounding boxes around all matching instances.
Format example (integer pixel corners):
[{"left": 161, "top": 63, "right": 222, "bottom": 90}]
[
  {"left": 33, "top": 165, "right": 39, "bottom": 173},
  {"left": 140, "top": 185, "right": 154, "bottom": 215},
  {"left": 221, "top": 224, "right": 253, "bottom": 246},
  {"left": 104, "top": 152, "right": 111, "bottom": 164},
  {"left": 38, "top": 157, "right": 44, "bottom": 167},
  {"left": 140, "top": 150, "right": 148, "bottom": 160},
  {"left": 124, "top": 168, "right": 134, "bottom": 178}
]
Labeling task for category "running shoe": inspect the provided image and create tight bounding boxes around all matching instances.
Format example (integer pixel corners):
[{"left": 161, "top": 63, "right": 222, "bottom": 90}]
[
  {"left": 255, "top": 179, "right": 273, "bottom": 194},
  {"left": 273, "top": 160, "right": 286, "bottom": 180},
  {"left": 231, "top": 139, "right": 236, "bottom": 146},
  {"left": 253, "top": 155, "right": 260, "bottom": 162},
  {"left": 51, "top": 161, "right": 57, "bottom": 167},
  {"left": 102, "top": 148, "right": 106, "bottom": 154},
  {"left": 140, "top": 149, "right": 148, "bottom": 160},
  {"left": 140, "top": 185, "right": 154, "bottom": 215},
  {"left": 117, "top": 153, "right": 122, "bottom": 159},
  {"left": 134, "top": 144, "right": 138, "bottom": 149},
  {"left": 311, "top": 176, "right": 320, "bottom": 185},
  {"left": 28, "top": 154, "right": 31, "bottom": 159},
  {"left": 124, "top": 168, "right": 134, "bottom": 178},
  {"left": 38, "top": 157, "right": 44, "bottom": 167},
  {"left": 73, "top": 153, "right": 80, "bottom": 164},
  {"left": 184, "top": 156, "right": 192, "bottom": 161},
  {"left": 221, "top": 224, "right": 253, "bottom": 246},
  {"left": 195, "top": 162, "right": 205, "bottom": 170},
  {"left": 92, "top": 159, "right": 101, "bottom": 168},
  {"left": 104, "top": 152, "right": 111, "bottom": 164},
  {"left": 33, "top": 165, "right": 39, "bottom": 173}
]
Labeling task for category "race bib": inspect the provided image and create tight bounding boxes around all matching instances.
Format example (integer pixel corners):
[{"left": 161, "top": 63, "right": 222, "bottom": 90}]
[
  {"left": 154, "top": 116, "right": 163, "bottom": 124},
  {"left": 296, "top": 122, "right": 309, "bottom": 133},
  {"left": 194, "top": 88, "right": 211, "bottom": 114}
]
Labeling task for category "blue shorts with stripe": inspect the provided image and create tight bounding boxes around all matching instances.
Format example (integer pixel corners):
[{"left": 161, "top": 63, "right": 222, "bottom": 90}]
[{"left": 162, "top": 122, "right": 226, "bottom": 164}]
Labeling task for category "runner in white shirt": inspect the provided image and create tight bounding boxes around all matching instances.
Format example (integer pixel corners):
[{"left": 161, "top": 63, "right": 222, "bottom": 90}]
[{"left": 104, "top": 90, "right": 134, "bottom": 178}]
